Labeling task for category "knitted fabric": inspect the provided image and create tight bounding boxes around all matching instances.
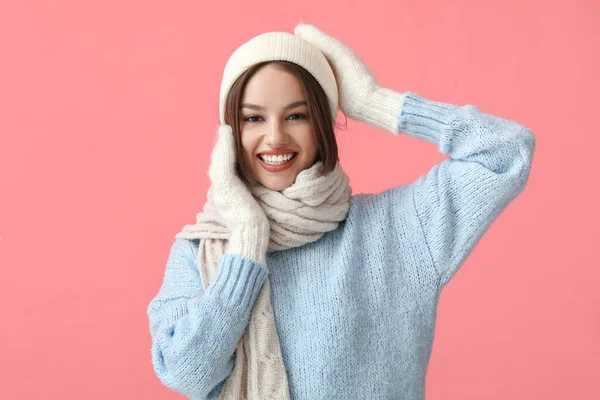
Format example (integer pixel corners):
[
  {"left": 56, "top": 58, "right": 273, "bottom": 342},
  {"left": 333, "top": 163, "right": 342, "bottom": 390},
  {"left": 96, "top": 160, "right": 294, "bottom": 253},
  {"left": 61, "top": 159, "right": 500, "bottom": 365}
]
[
  {"left": 174, "top": 159, "right": 352, "bottom": 399},
  {"left": 182, "top": 28, "right": 345, "bottom": 398},
  {"left": 147, "top": 92, "right": 535, "bottom": 399},
  {"left": 294, "top": 23, "right": 404, "bottom": 134},
  {"left": 219, "top": 31, "right": 339, "bottom": 125}
]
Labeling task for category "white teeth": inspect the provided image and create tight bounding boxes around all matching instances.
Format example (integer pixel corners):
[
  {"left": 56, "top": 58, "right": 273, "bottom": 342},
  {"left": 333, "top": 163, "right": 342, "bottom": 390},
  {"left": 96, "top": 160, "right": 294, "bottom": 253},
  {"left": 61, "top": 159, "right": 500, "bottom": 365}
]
[{"left": 259, "top": 153, "right": 295, "bottom": 165}]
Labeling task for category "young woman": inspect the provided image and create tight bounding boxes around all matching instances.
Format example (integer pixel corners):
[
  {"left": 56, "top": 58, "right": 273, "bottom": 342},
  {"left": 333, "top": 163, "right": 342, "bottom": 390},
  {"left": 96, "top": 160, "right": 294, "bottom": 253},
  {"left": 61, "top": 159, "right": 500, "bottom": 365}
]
[{"left": 147, "top": 23, "right": 536, "bottom": 400}]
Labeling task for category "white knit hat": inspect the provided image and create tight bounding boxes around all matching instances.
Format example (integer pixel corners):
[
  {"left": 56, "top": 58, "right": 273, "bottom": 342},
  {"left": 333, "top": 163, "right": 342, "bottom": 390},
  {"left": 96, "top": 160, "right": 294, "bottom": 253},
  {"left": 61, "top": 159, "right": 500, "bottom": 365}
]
[{"left": 219, "top": 31, "right": 339, "bottom": 125}]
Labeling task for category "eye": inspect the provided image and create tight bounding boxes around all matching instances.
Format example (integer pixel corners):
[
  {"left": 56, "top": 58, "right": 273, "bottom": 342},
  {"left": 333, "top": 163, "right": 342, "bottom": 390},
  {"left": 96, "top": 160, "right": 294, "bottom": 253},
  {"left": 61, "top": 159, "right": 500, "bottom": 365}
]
[
  {"left": 288, "top": 113, "right": 308, "bottom": 121},
  {"left": 243, "top": 115, "right": 262, "bottom": 123}
]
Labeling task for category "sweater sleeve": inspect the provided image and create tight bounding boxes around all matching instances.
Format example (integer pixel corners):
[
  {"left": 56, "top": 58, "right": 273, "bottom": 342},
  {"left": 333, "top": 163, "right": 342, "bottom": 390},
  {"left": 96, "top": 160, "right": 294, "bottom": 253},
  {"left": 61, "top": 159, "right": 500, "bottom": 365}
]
[
  {"left": 146, "top": 238, "right": 269, "bottom": 399},
  {"left": 399, "top": 92, "right": 536, "bottom": 288}
]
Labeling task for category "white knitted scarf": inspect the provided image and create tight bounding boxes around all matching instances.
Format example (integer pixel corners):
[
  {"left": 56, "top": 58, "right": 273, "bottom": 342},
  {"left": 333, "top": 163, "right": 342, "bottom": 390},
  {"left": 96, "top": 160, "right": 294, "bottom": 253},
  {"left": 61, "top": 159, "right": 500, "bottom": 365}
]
[{"left": 175, "top": 160, "right": 352, "bottom": 399}]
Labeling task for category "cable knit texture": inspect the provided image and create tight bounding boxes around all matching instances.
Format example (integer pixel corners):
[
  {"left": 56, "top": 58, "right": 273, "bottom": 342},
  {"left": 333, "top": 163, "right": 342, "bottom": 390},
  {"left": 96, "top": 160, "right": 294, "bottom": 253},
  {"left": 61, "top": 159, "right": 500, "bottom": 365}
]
[{"left": 147, "top": 92, "right": 536, "bottom": 399}]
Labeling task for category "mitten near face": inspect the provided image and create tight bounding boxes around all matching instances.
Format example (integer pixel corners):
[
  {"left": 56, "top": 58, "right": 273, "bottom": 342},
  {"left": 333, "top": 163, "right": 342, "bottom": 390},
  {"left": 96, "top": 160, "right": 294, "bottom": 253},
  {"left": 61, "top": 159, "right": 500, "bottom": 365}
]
[
  {"left": 294, "top": 23, "right": 405, "bottom": 135},
  {"left": 208, "top": 124, "right": 270, "bottom": 264}
]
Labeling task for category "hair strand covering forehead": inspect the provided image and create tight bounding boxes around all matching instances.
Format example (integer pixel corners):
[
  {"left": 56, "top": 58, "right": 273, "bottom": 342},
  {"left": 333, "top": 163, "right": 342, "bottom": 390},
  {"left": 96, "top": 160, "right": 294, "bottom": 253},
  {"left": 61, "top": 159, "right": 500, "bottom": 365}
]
[{"left": 219, "top": 31, "right": 339, "bottom": 124}]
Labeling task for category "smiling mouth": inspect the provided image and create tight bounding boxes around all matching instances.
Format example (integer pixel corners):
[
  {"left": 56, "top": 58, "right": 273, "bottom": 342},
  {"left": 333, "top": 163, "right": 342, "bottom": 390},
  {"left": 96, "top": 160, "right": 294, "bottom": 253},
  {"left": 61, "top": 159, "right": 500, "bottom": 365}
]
[
  {"left": 257, "top": 153, "right": 298, "bottom": 166},
  {"left": 256, "top": 153, "right": 298, "bottom": 172}
]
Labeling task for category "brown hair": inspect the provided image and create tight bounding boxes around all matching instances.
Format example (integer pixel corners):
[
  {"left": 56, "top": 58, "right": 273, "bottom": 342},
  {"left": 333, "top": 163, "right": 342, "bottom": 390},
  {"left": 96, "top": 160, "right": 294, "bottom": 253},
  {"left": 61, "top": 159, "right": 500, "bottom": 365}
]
[{"left": 223, "top": 60, "right": 347, "bottom": 185}]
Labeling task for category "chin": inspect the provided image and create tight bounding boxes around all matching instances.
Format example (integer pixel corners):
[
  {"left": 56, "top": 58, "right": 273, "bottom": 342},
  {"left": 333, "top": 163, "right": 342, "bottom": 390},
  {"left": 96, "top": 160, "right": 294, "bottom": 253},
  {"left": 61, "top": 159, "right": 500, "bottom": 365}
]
[{"left": 258, "top": 175, "right": 297, "bottom": 192}]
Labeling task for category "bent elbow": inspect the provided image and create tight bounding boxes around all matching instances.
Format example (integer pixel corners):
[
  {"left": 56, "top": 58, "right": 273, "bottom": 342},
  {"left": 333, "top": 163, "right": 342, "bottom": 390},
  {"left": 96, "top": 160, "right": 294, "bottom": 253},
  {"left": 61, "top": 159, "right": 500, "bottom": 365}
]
[
  {"left": 512, "top": 127, "right": 536, "bottom": 195},
  {"left": 521, "top": 127, "right": 536, "bottom": 164}
]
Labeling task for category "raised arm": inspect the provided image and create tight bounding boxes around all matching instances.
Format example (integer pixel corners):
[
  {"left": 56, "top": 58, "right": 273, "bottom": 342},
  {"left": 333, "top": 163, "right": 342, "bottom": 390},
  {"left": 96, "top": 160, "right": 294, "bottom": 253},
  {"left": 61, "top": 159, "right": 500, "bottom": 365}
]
[
  {"left": 294, "top": 23, "right": 536, "bottom": 289},
  {"left": 400, "top": 92, "right": 535, "bottom": 287}
]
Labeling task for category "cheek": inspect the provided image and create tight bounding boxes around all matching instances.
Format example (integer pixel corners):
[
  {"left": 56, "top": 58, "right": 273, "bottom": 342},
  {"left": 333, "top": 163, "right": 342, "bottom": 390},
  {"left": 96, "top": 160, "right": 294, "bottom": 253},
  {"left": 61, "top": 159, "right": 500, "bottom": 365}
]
[
  {"left": 240, "top": 136, "right": 257, "bottom": 163},
  {"left": 241, "top": 147, "right": 254, "bottom": 164},
  {"left": 300, "top": 133, "right": 318, "bottom": 157}
]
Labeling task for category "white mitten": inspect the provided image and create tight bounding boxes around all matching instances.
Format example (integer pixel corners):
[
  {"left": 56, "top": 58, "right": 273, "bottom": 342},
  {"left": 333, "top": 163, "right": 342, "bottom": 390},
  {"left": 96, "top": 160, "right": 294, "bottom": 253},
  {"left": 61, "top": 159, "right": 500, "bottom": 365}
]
[
  {"left": 294, "top": 23, "right": 405, "bottom": 135},
  {"left": 208, "top": 124, "right": 270, "bottom": 265}
]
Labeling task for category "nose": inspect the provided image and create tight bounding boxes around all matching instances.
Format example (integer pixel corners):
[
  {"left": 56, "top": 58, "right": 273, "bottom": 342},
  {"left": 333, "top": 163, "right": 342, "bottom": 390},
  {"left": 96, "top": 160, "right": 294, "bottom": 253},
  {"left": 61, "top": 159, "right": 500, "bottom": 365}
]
[{"left": 264, "top": 119, "right": 289, "bottom": 147}]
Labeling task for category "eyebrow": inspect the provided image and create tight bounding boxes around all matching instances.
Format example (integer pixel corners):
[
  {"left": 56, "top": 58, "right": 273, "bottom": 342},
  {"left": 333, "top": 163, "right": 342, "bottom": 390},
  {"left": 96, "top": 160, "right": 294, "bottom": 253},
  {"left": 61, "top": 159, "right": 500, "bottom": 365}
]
[{"left": 240, "top": 100, "right": 307, "bottom": 111}]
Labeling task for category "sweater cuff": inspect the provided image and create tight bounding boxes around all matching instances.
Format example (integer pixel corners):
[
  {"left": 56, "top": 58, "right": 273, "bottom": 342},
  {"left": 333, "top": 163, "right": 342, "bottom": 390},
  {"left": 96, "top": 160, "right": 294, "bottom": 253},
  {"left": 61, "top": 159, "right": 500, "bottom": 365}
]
[
  {"left": 205, "top": 253, "right": 269, "bottom": 311},
  {"left": 398, "top": 92, "right": 461, "bottom": 153}
]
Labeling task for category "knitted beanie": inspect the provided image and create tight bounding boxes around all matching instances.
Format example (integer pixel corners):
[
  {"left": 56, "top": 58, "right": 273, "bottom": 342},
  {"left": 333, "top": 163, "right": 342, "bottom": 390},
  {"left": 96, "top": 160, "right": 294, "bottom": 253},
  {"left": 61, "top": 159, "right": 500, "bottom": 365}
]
[{"left": 219, "top": 31, "right": 339, "bottom": 124}]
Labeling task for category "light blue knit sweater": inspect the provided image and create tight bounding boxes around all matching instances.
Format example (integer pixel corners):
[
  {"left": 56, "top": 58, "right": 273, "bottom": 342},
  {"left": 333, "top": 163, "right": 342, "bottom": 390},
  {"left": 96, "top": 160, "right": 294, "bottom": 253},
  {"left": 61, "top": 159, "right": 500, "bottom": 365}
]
[{"left": 146, "top": 92, "right": 535, "bottom": 399}]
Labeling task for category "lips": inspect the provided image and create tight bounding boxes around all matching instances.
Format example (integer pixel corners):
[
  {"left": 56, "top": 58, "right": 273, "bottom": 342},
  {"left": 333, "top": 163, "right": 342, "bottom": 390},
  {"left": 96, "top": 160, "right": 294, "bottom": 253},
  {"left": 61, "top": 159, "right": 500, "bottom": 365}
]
[{"left": 257, "top": 153, "right": 297, "bottom": 173}]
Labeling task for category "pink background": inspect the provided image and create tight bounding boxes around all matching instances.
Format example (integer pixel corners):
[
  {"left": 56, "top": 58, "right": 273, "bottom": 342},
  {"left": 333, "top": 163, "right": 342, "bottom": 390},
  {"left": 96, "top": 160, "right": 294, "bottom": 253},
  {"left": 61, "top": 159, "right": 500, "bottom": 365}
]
[{"left": 1, "top": 0, "right": 598, "bottom": 399}]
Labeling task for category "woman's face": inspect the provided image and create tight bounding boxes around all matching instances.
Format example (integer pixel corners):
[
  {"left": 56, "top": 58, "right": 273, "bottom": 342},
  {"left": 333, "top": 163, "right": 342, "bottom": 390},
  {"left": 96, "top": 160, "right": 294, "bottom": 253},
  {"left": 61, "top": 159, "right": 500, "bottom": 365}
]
[{"left": 239, "top": 63, "right": 318, "bottom": 192}]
